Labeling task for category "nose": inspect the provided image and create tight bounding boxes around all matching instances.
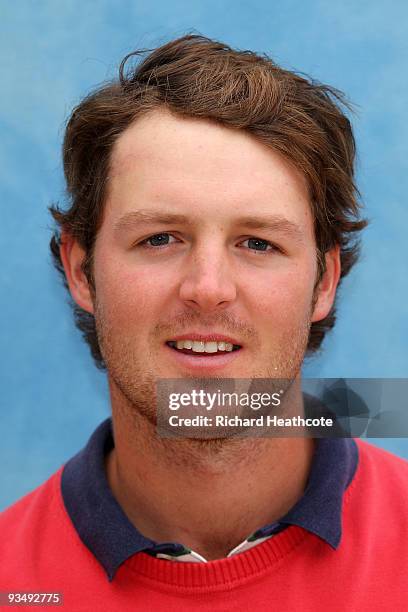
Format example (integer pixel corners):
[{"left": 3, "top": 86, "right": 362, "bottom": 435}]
[{"left": 178, "top": 243, "right": 237, "bottom": 313}]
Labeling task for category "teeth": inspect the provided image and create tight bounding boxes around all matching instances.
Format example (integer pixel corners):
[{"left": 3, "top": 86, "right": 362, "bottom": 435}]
[
  {"left": 172, "top": 340, "right": 237, "bottom": 353},
  {"left": 192, "top": 341, "right": 205, "bottom": 352}
]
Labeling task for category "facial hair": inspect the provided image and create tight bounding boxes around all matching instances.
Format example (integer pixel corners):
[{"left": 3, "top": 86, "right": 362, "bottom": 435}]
[{"left": 93, "top": 299, "right": 313, "bottom": 430}]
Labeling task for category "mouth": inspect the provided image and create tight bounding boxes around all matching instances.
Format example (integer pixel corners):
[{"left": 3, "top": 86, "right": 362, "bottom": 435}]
[
  {"left": 165, "top": 335, "right": 243, "bottom": 371},
  {"left": 166, "top": 339, "right": 241, "bottom": 355}
]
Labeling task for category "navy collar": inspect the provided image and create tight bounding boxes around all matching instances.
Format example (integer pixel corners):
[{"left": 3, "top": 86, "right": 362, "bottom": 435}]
[{"left": 61, "top": 417, "right": 358, "bottom": 580}]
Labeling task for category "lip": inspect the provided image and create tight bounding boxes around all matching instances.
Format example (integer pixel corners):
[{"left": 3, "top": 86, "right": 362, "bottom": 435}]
[
  {"left": 168, "top": 333, "right": 242, "bottom": 345},
  {"left": 164, "top": 342, "right": 243, "bottom": 373}
]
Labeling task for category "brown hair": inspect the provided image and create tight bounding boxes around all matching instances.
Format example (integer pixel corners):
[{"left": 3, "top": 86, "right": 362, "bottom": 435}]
[{"left": 49, "top": 34, "right": 367, "bottom": 370}]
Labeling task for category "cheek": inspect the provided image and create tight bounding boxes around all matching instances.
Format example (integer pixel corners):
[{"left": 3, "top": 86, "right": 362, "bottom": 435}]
[
  {"left": 242, "top": 266, "right": 315, "bottom": 326},
  {"left": 94, "top": 259, "right": 165, "bottom": 327}
]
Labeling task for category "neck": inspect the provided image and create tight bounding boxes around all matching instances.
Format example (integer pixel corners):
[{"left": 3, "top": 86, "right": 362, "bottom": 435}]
[{"left": 106, "top": 381, "right": 315, "bottom": 561}]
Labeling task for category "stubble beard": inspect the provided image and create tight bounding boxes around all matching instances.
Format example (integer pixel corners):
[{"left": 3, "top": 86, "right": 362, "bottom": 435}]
[{"left": 93, "top": 297, "right": 314, "bottom": 463}]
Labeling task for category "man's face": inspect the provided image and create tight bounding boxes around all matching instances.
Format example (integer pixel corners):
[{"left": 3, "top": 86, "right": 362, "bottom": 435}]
[{"left": 67, "top": 110, "right": 339, "bottom": 414}]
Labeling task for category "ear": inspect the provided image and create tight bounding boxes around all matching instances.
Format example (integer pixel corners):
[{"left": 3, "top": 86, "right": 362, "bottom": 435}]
[
  {"left": 311, "top": 245, "right": 341, "bottom": 322},
  {"left": 59, "top": 232, "right": 95, "bottom": 315}
]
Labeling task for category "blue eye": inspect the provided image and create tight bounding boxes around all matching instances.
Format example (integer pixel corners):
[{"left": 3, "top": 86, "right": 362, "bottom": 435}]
[
  {"left": 242, "top": 238, "right": 275, "bottom": 253},
  {"left": 143, "top": 233, "right": 174, "bottom": 247},
  {"left": 247, "top": 238, "right": 268, "bottom": 251}
]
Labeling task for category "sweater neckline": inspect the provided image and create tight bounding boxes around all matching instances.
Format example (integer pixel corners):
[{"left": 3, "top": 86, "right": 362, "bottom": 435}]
[{"left": 123, "top": 525, "right": 309, "bottom": 588}]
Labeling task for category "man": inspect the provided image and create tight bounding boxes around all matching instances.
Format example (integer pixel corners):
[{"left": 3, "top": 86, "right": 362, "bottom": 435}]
[{"left": 1, "top": 35, "right": 407, "bottom": 610}]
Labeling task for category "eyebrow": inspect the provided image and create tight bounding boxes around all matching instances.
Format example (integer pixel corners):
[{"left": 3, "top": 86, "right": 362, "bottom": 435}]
[
  {"left": 114, "top": 210, "right": 191, "bottom": 232},
  {"left": 113, "top": 209, "right": 305, "bottom": 242}
]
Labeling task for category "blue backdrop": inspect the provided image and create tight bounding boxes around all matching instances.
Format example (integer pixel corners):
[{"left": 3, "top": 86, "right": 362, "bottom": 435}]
[{"left": 1, "top": 1, "right": 407, "bottom": 511}]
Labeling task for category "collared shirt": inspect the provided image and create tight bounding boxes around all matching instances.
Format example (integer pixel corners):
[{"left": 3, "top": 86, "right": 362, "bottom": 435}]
[{"left": 61, "top": 417, "right": 358, "bottom": 580}]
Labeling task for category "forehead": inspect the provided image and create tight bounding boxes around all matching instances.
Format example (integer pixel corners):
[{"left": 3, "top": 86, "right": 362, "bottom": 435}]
[{"left": 105, "top": 109, "right": 313, "bottom": 229}]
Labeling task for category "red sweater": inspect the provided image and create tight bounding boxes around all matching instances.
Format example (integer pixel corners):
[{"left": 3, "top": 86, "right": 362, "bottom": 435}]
[{"left": 1, "top": 439, "right": 407, "bottom": 611}]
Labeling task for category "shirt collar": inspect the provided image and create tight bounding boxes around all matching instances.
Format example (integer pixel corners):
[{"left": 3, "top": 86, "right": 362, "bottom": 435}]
[{"left": 61, "top": 417, "right": 358, "bottom": 581}]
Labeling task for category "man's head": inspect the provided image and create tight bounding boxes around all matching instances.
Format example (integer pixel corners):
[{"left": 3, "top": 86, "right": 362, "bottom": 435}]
[{"left": 50, "top": 35, "right": 366, "bottom": 390}]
